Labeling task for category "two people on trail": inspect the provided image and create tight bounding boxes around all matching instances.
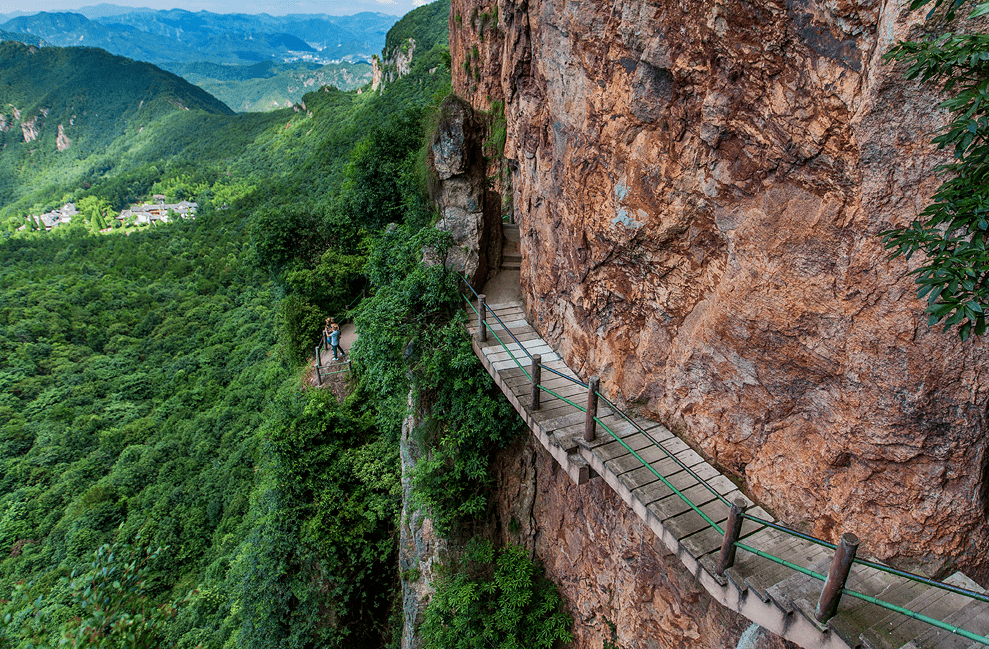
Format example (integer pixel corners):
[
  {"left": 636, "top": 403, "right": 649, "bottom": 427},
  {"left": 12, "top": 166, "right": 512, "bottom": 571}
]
[{"left": 324, "top": 317, "right": 346, "bottom": 361}]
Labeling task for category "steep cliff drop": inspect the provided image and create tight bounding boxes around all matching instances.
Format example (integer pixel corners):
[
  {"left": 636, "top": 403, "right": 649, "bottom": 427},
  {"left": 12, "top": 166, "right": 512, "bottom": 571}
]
[
  {"left": 492, "top": 435, "right": 801, "bottom": 649},
  {"left": 448, "top": 0, "right": 989, "bottom": 587}
]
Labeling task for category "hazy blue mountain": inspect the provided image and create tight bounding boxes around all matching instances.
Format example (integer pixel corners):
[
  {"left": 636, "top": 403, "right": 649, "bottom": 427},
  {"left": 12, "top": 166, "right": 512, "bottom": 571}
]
[
  {"left": 75, "top": 3, "right": 157, "bottom": 18},
  {"left": 0, "top": 10, "right": 399, "bottom": 67},
  {"left": 172, "top": 59, "right": 374, "bottom": 112},
  {"left": 92, "top": 9, "right": 396, "bottom": 58},
  {"left": 0, "top": 29, "right": 48, "bottom": 46},
  {"left": 1, "top": 12, "right": 205, "bottom": 62}
]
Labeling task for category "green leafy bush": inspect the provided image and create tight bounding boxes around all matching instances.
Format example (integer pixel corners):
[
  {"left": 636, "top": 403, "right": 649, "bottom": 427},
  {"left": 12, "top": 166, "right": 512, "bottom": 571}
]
[
  {"left": 420, "top": 540, "right": 572, "bottom": 649},
  {"left": 0, "top": 539, "right": 193, "bottom": 649}
]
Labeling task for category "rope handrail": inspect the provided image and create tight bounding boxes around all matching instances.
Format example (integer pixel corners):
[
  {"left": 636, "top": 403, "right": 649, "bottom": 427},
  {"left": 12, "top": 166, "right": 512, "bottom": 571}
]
[
  {"left": 840, "top": 587, "right": 989, "bottom": 645},
  {"left": 593, "top": 415, "right": 725, "bottom": 535},
  {"left": 541, "top": 363, "right": 589, "bottom": 388},
  {"left": 461, "top": 276, "right": 481, "bottom": 299},
  {"left": 458, "top": 276, "right": 989, "bottom": 633},
  {"left": 596, "top": 391, "right": 733, "bottom": 509},
  {"left": 473, "top": 297, "right": 534, "bottom": 362}
]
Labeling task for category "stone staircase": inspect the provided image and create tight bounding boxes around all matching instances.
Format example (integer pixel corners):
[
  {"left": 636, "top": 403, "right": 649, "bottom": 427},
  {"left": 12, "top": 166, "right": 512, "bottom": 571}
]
[
  {"left": 501, "top": 223, "right": 521, "bottom": 271},
  {"left": 467, "top": 293, "right": 989, "bottom": 649}
]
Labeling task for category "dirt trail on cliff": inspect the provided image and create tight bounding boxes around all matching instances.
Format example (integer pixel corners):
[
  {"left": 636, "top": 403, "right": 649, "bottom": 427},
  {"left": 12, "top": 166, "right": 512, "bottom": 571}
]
[{"left": 480, "top": 270, "right": 522, "bottom": 305}]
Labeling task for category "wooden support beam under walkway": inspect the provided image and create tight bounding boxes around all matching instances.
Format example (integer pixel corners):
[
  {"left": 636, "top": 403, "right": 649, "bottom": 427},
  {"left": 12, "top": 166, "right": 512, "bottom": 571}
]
[{"left": 466, "top": 291, "right": 989, "bottom": 649}]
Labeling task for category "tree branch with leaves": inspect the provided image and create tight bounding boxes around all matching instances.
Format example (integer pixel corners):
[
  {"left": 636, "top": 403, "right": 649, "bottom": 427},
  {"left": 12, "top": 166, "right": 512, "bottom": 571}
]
[{"left": 883, "top": 0, "right": 989, "bottom": 340}]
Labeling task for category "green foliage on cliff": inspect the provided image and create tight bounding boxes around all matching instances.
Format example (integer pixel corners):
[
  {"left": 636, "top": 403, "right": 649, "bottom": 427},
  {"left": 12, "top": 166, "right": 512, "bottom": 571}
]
[
  {"left": 883, "top": 0, "right": 989, "bottom": 340},
  {"left": 384, "top": 0, "right": 450, "bottom": 60},
  {"left": 233, "top": 388, "right": 401, "bottom": 649},
  {"left": 352, "top": 224, "right": 524, "bottom": 534},
  {"left": 420, "top": 540, "right": 572, "bottom": 649}
]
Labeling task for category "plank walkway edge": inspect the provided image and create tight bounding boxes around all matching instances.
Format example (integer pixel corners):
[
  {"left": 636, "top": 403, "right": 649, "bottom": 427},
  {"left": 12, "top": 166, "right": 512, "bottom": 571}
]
[
  {"left": 471, "top": 334, "right": 850, "bottom": 649},
  {"left": 467, "top": 297, "right": 989, "bottom": 649}
]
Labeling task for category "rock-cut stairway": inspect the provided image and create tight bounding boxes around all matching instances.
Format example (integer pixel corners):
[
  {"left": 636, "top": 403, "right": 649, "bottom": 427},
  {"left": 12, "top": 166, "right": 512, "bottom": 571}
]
[{"left": 467, "top": 293, "right": 989, "bottom": 649}]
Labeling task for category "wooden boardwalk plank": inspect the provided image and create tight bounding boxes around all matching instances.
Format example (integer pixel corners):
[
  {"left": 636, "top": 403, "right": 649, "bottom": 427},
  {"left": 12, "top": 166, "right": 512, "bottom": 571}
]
[{"left": 468, "top": 293, "right": 985, "bottom": 649}]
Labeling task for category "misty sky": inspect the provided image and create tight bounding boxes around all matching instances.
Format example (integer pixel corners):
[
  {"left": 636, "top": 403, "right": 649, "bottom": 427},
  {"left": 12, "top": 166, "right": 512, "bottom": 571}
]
[{"left": 0, "top": 0, "right": 427, "bottom": 18}]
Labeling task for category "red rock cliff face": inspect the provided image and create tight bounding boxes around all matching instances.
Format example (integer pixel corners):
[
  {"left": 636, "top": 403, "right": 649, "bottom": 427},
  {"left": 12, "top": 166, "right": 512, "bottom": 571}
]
[
  {"left": 493, "top": 436, "right": 797, "bottom": 649},
  {"left": 450, "top": 0, "right": 989, "bottom": 577}
]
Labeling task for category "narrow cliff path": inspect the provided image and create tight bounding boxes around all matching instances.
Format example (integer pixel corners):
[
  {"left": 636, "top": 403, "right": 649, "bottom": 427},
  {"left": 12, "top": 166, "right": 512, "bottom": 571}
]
[
  {"left": 468, "top": 275, "right": 989, "bottom": 649},
  {"left": 311, "top": 322, "right": 356, "bottom": 396}
]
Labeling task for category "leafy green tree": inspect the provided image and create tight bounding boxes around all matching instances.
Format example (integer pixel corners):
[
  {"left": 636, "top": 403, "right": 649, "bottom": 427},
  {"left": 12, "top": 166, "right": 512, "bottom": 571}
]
[
  {"left": 0, "top": 540, "right": 193, "bottom": 649},
  {"left": 883, "top": 0, "right": 989, "bottom": 340},
  {"left": 77, "top": 196, "right": 112, "bottom": 233}
]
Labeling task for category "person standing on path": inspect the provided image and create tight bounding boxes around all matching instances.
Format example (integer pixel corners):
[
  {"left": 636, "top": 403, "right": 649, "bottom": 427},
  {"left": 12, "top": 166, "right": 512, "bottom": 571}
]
[
  {"left": 324, "top": 318, "right": 334, "bottom": 352},
  {"left": 330, "top": 321, "right": 345, "bottom": 360}
]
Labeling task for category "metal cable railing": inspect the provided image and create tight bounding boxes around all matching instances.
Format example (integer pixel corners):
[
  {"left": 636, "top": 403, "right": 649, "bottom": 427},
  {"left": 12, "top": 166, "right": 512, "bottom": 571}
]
[{"left": 460, "top": 277, "right": 989, "bottom": 646}]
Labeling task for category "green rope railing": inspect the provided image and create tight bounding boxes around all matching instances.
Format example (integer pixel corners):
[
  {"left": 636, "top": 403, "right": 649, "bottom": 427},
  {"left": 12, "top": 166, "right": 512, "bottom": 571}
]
[
  {"left": 465, "top": 293, "right": 530, "bottom": 379},
  {"left": 596, "top": 393, "right": 734, "bottom": 509},
  {"left": 460, "top": 280, "right": 989, "bottom": 645},
  {"left": 735, "top": 543, "right": 829, "bottom": 582},
  {"left": 840, "top": 588, "right": 989, "bottom": 645},
  {"left": 593, "top": 415, "right": 725, "bottom": 535},
  {"left": 537, "top": 385, "right": 585, "bottom": 412}
]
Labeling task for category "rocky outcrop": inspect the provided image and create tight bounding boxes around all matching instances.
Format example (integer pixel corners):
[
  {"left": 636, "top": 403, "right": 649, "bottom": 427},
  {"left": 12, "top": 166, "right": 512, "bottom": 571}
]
[
  {"left": 56, "top": 124, "right": 70, "bottom": 151},
  {"left": 20, "top": 116, "right": 38, "bottom": 142},
  {"left": 389, "top": 38, "right": 417, "bottom": 82},
  {"left": 449, "top": 0, "right": 989, "bottom": 580},
  {"left": 371, "top": 55, "right": 383, "bottom": 92},
  {"left": 429, "top": 96, "right": 502, "bottom": 285},
  {"left": 398, "top": 392, "right": 447, "bottom": 649},
  {"left": 492, "top": 435, "right": 797, "bottom": 649}
]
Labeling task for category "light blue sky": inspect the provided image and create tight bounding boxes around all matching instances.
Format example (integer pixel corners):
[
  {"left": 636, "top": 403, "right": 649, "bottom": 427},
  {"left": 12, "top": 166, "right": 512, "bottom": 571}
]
[{"left": 0, "top": 0, "right": 426, "bottom": 18}]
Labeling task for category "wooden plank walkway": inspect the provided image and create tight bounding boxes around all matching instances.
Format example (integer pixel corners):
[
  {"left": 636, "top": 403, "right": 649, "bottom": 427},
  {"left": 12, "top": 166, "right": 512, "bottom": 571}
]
[{"left": 468, "top": 297, "right": 989, "bottom": 649}]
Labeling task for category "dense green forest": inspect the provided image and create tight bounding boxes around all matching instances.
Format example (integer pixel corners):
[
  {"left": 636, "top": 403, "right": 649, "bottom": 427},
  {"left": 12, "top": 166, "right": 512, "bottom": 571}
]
[{"left": 0, "top": 2, "right": 571, "bottom": 647}]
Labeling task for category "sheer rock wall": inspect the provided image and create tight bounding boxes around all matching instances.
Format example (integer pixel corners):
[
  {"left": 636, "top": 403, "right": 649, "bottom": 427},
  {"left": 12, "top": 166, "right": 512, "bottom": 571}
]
[
  {"left": 450, "top": 0, "right": 989, "bottom": 578},
  {"left": 492, "top": 435, "right": 797, "bottom": 649}
]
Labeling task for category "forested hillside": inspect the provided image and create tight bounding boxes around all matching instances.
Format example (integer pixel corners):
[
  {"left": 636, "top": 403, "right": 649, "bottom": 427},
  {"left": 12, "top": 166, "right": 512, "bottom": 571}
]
[
  {"left": 0, "top": 42, "right": 244, "bottom": 220},
  {"left": 0, "top": 1, "right": 572, "bottom": 646},
  {"left": 0, "top": 2, "right": 448, "bottom": 647}
]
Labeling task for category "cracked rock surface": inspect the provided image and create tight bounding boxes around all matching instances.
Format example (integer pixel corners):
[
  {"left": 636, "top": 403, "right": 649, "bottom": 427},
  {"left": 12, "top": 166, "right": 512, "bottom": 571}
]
[{"left": 451, "top": 0, "right": 989, "bottom": 579}]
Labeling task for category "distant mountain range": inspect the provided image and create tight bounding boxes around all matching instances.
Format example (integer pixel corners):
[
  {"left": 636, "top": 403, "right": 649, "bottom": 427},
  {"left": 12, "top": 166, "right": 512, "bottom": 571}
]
[
  {"left": 0, "top": 28, "right": 48, "bottom": 46},
  {"left": 0, "top": 9, "right": 398, "bottom": 67},
  {"left": 166, "top": 59, "right": 374, "bottom": 112}
]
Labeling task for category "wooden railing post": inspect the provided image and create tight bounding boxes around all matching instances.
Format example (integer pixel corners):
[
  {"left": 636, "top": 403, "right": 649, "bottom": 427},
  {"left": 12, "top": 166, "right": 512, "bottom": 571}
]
[
  {"left": 816, "top": 532, "right": 859, "bottom": 623},
  {"left": 315, "top": 345, "right": 321, "bottom": 367},
  {"left": 584, "top": 376, "right": 600, "bottom": 442},
  {"left": 478, "top": 294, "right": 487, "bottom": 343},
  {"left": 717, "top": 498, "right": 748, "bottom": 575},
  {"left": 530, "top": 354, "right": 542, "bottom": 410},
  {"left": 315, "top": 363, "right": 322, "bottom": 386}
]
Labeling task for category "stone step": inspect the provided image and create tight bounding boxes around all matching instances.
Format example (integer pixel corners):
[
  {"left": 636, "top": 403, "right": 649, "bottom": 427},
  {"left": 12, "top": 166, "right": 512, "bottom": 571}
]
[{"left": 503, "top": 223, "right": 520, "bottom": 242}]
